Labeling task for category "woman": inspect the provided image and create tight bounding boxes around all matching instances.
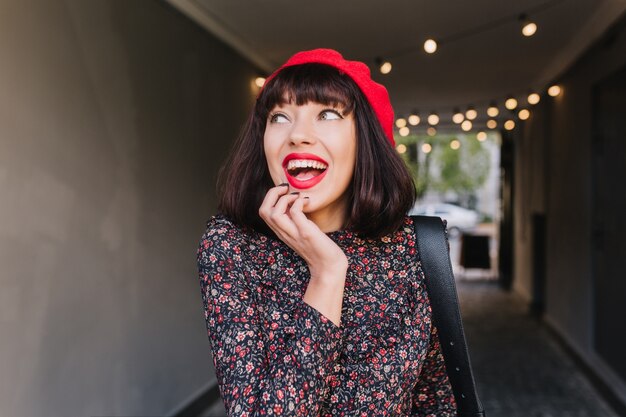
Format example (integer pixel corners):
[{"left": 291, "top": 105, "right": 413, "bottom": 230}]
[{"left": 197, "top": 48, "right": 457, "bottom": 416}]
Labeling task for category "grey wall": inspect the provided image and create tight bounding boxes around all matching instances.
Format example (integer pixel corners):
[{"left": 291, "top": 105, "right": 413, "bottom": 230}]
[
  {"left": 513, "top": 14, "right": 626, "bottom": 401},
  {"left": 0, "top": 1, "right": 257, "bottom": 415},
  {"left": 513, "top": 98, "right": 550, "bottom": 302}
]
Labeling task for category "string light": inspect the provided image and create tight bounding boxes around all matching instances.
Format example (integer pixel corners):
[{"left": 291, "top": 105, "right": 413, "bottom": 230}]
[
  {"left": 465, "top": 106, "right": 478, "bottom": 121},
  {"left": 518, "top": 109, "right": 530, "bottom": 120},
  {"left": 487, "top": 102, "right": 499, "bottom": 117},
  {"left": 255, "top": 77, "right": 266, "bottom": 88},
  {"left": 520, "top": 14, "right": 538, "bottom": 37},
  {"left": 399, "top": 126, "right": 410, "bottom": 136},
  {"left": 477, "top": 131, "right": 487, "bottom": 141},
  {"left": 424, "top": 39, "right": 438, "bottom": 54},
  {"left": 396, "top": 117, "right": 407, "bottom": 128},
  {"left": 505, "top": 96, "right": 518, "bottom": 110},
  {"left": 427, "top": 127, "right": 437, "bottom": 136},
  {"left": 371, "top": 3, "right": 561, "bottom": 69},
  {"left": 548, "top": 85, "right": 561, "bottom": 97},
  {"left": 394, "top": 83, "right": 552, "bottom": 132},
  {"left": 450, "top": 139, "right": 461, "bottom": 150},
  {"left": 389, "top": 81, "right": 562, "bottom": 133},
  {"left": 421, "top": 143, "right": 433, "bottom": 154},
  {"left": 527, "top": 92, "right": 541, "bottom": 105},
  {"left": 375, "top": 58, "right": 392, "bottom": 75},
  {"left": 354, "top": 4, "right": 566, "bottom": 121},
  {"left": 396, "top": 144, "right": 407, "bottom": 154},
  {"left": 452, "top": 108, "right": 464, "bottom": 124}
]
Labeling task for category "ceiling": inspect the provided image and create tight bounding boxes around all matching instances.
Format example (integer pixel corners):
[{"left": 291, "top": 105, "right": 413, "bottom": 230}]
[{"left": 166, "top": 0, "right": 626, "bottom": 132}]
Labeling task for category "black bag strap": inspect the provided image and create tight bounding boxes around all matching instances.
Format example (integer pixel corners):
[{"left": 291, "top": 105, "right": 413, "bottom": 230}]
[{"left": 411, "top": 215, "right": 485, "bottom": 417}]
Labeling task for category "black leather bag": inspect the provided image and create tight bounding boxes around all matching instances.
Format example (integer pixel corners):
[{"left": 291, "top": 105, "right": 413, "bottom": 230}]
[{"left": 412, "top": 215, "right": 486, "bottom": 417}]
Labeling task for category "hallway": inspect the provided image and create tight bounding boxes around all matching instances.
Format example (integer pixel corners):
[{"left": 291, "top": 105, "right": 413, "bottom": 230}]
[
  {"left": 200, "top": 281, "right": 619, "bottom": 417},
  {"left": 459, "top": 280, "right": 617, "bottom": 417}
]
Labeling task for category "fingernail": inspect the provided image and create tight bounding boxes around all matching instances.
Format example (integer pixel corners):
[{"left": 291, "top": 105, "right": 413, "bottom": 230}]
[
  {"left": 290, "top": 191, "right": 300, "bottom": 195},
  {"left": 278, "top": 183, "right": 288, "bottom": 187}
]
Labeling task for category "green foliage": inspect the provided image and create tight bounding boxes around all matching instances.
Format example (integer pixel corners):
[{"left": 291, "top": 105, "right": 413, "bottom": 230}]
[{"left": 394, "top": 132, "right": 492, "bottom": 202}]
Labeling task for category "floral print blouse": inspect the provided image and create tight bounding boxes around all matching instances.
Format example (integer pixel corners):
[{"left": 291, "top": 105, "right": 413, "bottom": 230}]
[{"left": 197, "top": 214, "right": 457, "bottom": 416}]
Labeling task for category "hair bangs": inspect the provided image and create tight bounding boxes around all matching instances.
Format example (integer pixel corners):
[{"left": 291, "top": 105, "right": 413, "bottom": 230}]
[{"left": 259, "top": 64, "right": 356, "bottom": 117}]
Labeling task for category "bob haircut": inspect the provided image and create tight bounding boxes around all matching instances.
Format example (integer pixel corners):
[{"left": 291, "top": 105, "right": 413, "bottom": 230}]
[{"left": 217, "top": 63, "right": 416, "bottom": 238}]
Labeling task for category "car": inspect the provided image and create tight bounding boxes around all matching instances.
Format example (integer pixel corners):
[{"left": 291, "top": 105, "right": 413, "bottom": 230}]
[{"left": 409, "top": 203, "right": 479, "bottom": 237}]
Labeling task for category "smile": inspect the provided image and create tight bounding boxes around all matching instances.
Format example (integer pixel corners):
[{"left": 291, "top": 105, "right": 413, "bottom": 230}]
[{"left": 282, "top": 153, "right": 329, "bottom": 189}]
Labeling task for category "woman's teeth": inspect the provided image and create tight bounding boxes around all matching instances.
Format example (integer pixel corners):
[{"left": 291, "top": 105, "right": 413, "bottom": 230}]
[{"left": 286, "top": 159, "right": 328, "bottom": 170}]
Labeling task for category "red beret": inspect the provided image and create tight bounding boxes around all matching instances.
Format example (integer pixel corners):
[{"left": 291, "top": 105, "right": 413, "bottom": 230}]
[{"left": 262, "top": 48, "right": 395, "bottom": 146}]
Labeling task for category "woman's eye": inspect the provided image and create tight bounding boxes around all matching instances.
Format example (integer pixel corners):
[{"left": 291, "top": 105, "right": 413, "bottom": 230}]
[
  {"left": 269, "top": 113, "right": 289, "bottom": 123},
  {"left": 319, "top": 110, "right": 343, "bottom": 120}
]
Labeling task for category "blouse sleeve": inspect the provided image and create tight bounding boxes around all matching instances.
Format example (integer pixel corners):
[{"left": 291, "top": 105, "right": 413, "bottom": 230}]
[
  {"left": 197, "top": 218, "right": 344, "bottom": 417},
  {"left": 410, "top": 324, "right": 457, "bottom": 416}
]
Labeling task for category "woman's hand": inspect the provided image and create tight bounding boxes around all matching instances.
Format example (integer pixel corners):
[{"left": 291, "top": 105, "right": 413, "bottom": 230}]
[
  {"left": 259, "top": 184, "right": 348, "bottom": 326},
  {"left": 258, "top": 184, "right": 348, "bottom": 278}
]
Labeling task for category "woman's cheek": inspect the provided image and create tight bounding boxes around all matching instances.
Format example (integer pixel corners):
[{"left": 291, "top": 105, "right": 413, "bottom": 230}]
[{"left": 268, "top": 164, "right": 283, "bottom": 185}]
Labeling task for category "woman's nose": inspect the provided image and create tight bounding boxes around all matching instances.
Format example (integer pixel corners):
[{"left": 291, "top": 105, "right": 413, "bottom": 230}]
[{"left": 289, "top": 118, "right": 316, "bottom": 146}]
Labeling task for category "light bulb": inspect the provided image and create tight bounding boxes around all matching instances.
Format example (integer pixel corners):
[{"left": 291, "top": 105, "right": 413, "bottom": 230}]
[
  {"left": 487, "top": 119, "right": 497, "bottom": 129},
  {"left": 522, "top": 22, "right": 537, "bottom": 37},
  {"left": 255, "top": 77, "right": 266, "bottom": 88},
  {"left": 428, "top": 113, "right": 440, "bottom": 125},
  {"left": 465, "top": 107, "right": 478, "bottom": 120},
  {"left": 380, "top": 61, "right": 392, "bottom": 75},
  {"left": 452, "top": 111, "right": 464, "bottom": 124},
  {"left": 421, "top": 143, "right": 432, "bottom": 154},
  {"left": 396, "top": 144, "right": 407, "bottom": 154},
  {"left": 548, "top": 85, "right": 561, "bottom": 97},
  {"left": 399, "top": 126, "right": 410, "bottom": 136},
  {"left": 461, "top": 120, "right": 472, "bottom": 131},
  {"left": 505, "top": 97, "right": 518, "bottom": 110},
  {"left": 518, "top": 109, "right": 530, "bottom": 120},
  {"left": 408, "top": 114, "right": 421, "bottom": 126},
  {"left": 477, "top": 131, "right": 487, "bottom": 141},
  {"left": 504, "top": 120, "right": 515, "bottom": 130},
  {"left": 427, "top": 127, "right": 437, "bottom": 136},
  {"left": 522, "top": 22, "right": 537, "bottom": 36},
  {"left": 487, "top": 105, "right": 499, "bottom": 117},
  {"left": 520, "top": 14, "right": 538, "bottom": 37},
  {"left": 424, "top": 39, "right": 438, "bottom": 54},
  {"left": 450, "top": 139, "right": 461, "bottom": 150},
  {"left": 396, "top": 118, "right": 407, "bottom": 128},
  {"left": 527, "top": 93, "right": 541, "bottom": 105}
]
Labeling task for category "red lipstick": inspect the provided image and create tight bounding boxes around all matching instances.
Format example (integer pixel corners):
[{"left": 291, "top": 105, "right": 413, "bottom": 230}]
[{"left": 282, "top": 153, "right": 329, "bottom": 190}]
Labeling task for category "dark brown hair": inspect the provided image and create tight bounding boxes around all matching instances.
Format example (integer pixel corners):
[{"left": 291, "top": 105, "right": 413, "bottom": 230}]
[{"left": 217, "top": 64, "right": 416, "bottom": 238}]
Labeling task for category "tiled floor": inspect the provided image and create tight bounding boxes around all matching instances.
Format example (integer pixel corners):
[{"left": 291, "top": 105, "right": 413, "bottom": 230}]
[
  {"left": 199, "top": 280, "right": 619, "bottom": 417},
  {"left": 457, "top": 280, "right": 618, "bottom": 417}
]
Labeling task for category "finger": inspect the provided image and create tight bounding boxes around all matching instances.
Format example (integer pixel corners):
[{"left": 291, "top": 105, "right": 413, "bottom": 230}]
[
  {"left": 273, "top": 192, "right": 301, "bottom": 216},
  {"left": 265, "top": 183, "right": 290, "bottom": 206},
  {"left": 289, "top": 197, "right": 315, "bottom": 236},
  {"left": 259, "top": 183, "right": 289, "bottom": 219},
  {"left": 267, "top": 193, "right": 301, "bottom": 238}
]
